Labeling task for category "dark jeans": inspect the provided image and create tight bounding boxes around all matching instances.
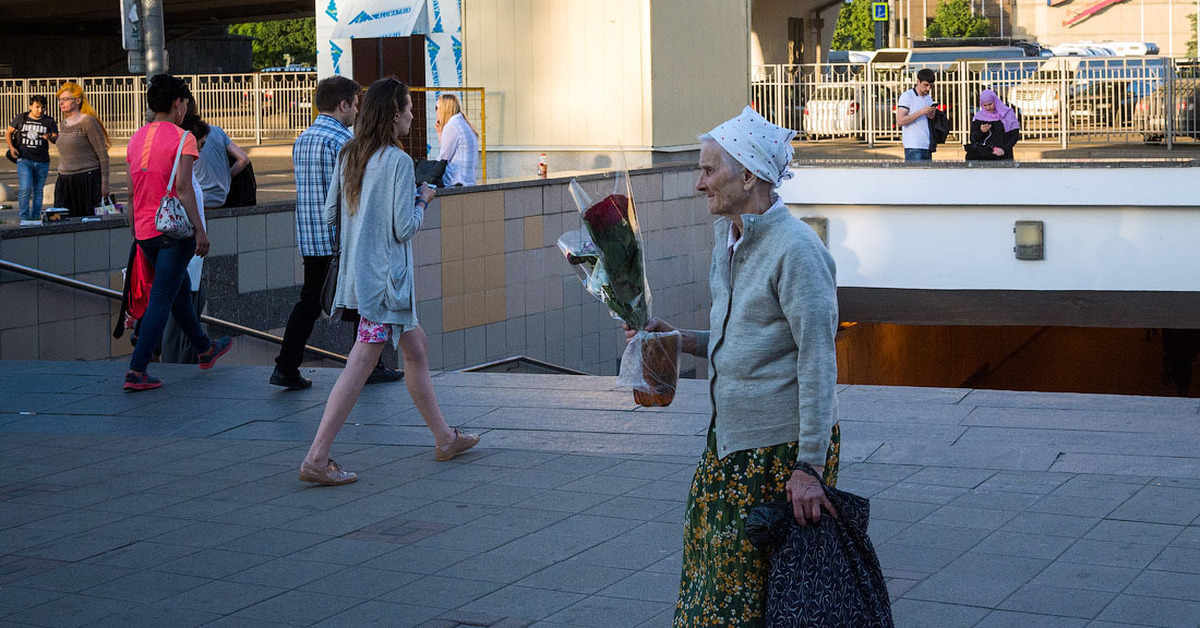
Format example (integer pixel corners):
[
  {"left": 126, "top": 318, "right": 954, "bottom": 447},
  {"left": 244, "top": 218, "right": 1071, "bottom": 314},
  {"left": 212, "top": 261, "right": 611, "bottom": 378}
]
[
  {"left": 129, "top": 236, "right": 212, "bottom": 373},
  {"left": 904, "top": 148, "right": 932, "bottom": 161},
  {"left": 275, "top": 255, "right": 333, "bottom": 376},
  {"left": 17, "top": 159, "right": 50, "bottom": 220}
]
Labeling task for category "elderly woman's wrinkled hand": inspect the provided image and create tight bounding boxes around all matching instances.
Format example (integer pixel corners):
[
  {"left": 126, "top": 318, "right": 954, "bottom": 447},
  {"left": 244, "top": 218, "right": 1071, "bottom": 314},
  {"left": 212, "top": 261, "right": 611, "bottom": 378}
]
[
  {"left": 786, "top": 467, "right": 838, "bottom": 526},
  {"left": 623, "top": 317, "right": 675, "bottom": 343}
]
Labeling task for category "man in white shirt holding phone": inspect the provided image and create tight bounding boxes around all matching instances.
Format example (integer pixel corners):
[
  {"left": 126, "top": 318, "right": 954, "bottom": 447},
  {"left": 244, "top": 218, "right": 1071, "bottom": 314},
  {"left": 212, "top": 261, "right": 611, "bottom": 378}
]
[{"left": 895, "top": 68, "right": 938, "bottom": 161}]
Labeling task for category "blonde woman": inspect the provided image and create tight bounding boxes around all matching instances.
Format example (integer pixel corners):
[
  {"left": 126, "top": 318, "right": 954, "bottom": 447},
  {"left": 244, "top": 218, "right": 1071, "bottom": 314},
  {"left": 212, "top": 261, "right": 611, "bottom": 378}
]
[
  {"left": 300, "top": 78, "right": 479, "bottom": 486},
  {"left": 54, "top": 82, "right": 110, "bottom": 217},
  {"left": 435, "top": 93, "right": 479, "bottom": 186}
]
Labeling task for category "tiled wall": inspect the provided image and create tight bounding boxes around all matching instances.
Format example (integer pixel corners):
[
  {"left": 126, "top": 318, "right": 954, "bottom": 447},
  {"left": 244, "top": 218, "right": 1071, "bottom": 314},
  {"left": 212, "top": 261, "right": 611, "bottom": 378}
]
[
  {"left": 418, "top": 167, "right": 712, "bottom": 376},
  {"left": 0, "top": 164, "right": 713, "bottom": 377}
]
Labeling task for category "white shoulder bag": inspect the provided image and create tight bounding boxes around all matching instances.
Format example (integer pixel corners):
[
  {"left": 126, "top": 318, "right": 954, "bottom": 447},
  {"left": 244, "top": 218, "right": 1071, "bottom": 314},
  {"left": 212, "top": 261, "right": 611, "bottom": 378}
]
[{"left": 154, "top": 130, "right": 195, "bottom": 239}]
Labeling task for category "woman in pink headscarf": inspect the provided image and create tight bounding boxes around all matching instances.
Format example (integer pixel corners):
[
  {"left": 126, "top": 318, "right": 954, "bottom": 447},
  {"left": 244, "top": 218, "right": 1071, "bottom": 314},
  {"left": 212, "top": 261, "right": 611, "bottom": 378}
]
[{"left": 966, "top": 89, "right": 1021, "bottom": 160}]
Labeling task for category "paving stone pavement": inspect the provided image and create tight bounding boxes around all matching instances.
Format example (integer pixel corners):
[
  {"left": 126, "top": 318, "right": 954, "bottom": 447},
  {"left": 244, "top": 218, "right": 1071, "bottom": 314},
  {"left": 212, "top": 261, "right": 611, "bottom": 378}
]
[{"left": 1, "top": 360, "right": 1199, "bottom": 627}]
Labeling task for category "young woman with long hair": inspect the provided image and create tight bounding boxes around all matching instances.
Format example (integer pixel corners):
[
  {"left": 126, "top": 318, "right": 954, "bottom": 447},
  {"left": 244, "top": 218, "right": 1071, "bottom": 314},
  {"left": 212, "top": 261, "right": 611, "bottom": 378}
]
[
  {"left": 54, "top": 82, "right": 110, "bottom": 217},
  {"left": 435, "top": 93, "right": 480, "bottom": 186},
  {"left": 300, "top": 77, "right": 479, "bottom": 486}
]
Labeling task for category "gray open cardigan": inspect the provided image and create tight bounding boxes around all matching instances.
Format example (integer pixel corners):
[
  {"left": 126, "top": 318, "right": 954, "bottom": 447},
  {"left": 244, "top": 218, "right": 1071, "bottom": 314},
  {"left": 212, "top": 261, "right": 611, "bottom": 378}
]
[
  {"left": 324, "top": 145, "right": 423, "bottom": 347},
  {"left": 693, "top": 200, "right": 839, "bottom": 465}
]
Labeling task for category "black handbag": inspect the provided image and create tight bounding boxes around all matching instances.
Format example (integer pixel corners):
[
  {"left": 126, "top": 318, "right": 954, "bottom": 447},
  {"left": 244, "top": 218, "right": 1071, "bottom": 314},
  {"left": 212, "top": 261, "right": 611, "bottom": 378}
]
[
  {"left": 413, "top": 158, "right": 448, "bottom": 186},
  {"left": 225, "top": 156, "right": 257, "bottom": 208},
  {"left": 745, "top": 463, "right": 894, "bottom": 628}
]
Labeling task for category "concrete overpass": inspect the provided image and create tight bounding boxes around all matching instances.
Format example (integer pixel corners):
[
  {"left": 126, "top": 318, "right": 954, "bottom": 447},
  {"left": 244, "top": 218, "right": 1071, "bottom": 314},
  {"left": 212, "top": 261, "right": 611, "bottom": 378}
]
[
  {"left": 0, "top": 0, "right": 315, "bottom": 76},
  {"left": 0, "top": 0, "right": 313, "bottom": 35}
]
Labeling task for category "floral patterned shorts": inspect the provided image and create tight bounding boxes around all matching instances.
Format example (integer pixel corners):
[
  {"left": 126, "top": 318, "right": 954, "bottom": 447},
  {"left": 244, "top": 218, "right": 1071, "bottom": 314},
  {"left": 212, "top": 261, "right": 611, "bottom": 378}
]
[{"left": 356, "top": 317, "right": 391, "bottom": 344}]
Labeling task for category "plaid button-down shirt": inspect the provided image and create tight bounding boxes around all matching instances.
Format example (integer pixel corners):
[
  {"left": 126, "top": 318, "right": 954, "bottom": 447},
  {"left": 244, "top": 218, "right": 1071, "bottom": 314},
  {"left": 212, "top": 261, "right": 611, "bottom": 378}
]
[{"left": 293, "top": 114, "right": 353, "bottom": 257}]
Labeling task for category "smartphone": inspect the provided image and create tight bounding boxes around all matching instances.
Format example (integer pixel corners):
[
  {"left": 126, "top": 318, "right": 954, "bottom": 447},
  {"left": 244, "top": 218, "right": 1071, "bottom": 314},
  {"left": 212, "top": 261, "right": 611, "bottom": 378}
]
[{"left": 930, "top": 102, "right": 940, "bottom": 108}]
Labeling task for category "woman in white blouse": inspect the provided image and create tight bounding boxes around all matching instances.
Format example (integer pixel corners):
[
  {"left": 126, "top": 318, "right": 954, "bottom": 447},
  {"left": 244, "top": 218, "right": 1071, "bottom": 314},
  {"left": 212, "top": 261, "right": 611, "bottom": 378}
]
[{"left": 435, "top": 94, "right": 479, "bottom": 186}]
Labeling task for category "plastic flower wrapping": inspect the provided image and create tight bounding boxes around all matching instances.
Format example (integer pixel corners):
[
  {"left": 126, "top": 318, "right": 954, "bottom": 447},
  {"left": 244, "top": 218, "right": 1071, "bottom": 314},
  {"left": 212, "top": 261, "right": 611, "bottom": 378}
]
[{"left": 557, "top": 170, "right": 681, "bottom": 406}]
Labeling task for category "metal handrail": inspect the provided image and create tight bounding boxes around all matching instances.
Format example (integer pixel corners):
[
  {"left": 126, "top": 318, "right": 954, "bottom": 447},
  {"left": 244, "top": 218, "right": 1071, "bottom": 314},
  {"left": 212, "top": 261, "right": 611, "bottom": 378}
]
[{"left": 0, "top": 258, "right": 348, "bottom": 364}]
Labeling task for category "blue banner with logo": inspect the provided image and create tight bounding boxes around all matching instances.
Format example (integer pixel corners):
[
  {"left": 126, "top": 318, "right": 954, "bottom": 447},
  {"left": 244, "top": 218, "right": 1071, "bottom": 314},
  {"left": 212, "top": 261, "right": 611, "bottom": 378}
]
[{"left": 328, "top": 0, "right": 425, "bottom": 39}]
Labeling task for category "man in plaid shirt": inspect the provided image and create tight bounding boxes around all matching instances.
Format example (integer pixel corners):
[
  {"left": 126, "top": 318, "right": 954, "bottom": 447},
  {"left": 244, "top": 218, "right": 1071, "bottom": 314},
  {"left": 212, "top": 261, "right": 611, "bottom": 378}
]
[{"left": 271, "top": 76, "right": 402, "bottom": 389}]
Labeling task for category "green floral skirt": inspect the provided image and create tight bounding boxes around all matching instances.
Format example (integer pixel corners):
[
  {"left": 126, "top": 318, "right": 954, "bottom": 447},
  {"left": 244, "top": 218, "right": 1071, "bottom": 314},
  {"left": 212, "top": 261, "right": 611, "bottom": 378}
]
[{"left": 673, "top": 422, "right": 840, "bottom": 627}]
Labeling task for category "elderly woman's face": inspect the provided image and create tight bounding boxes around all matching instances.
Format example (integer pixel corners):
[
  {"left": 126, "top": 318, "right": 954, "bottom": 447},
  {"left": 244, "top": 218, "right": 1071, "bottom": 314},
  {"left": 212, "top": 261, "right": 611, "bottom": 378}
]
[
  {"left": 982, "top": 101, "right": 996, "bottom": 113},
  {"left": 696, "top": 140, "right": 751, "bottom": 218}
]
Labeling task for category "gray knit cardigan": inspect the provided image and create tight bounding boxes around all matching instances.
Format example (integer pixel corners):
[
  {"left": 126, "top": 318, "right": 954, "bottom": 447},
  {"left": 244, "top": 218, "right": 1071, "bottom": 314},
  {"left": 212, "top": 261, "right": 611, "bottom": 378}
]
[
  {"left": 694, "top": 200, "right": 839, "bottom": 464},
  {"left": 324, "top": 145, "right": 423, "bottom": 346}
]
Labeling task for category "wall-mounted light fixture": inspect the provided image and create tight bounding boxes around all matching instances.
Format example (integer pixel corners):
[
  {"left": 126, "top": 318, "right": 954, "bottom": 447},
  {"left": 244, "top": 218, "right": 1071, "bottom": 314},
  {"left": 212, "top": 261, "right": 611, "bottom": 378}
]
[
  {"left": 1014, "top": 220, "right": 1044, "bottom": 260},
  {"left": 801, "top": 216, "right": 829, "bottom": 247}
]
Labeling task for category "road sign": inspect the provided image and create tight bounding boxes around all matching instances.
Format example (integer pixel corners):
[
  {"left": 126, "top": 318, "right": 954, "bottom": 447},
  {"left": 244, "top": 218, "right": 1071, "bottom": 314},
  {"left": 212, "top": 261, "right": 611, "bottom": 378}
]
[
  {"left": 120, "top": 0, "right": 142, "bottom": 51},
  {"left": 872, "top": 2, "right": 889, "bottom": 21}
]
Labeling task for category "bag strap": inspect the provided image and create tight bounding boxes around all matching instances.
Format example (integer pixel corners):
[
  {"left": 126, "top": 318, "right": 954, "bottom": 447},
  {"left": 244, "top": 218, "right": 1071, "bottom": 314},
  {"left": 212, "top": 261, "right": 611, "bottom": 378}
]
[
  {"left": 332, "top": 157, "right": 342, "bottom": 256},
  {"left": 166, "top": 130, "right": 189, "bottom": 195}
]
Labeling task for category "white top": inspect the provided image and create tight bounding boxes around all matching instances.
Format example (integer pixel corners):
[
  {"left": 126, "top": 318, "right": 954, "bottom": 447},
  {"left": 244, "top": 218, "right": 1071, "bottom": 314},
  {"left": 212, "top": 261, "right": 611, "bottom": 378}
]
[
  {"left": 186, "top": 173, "right": 207, "bottom": 291},
  {"left": 897, "top": 88, "right": 933, "bottom": 150},
  {"left": 438, "top": 113, "right": 479, "bottom": 186}
]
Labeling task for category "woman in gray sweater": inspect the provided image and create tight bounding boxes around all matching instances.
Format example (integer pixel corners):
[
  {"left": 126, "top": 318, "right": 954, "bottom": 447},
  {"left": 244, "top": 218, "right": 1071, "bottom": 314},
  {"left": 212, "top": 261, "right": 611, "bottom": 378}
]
[{"left": 299, "top": 78, "right": 479, "bottom": 486}]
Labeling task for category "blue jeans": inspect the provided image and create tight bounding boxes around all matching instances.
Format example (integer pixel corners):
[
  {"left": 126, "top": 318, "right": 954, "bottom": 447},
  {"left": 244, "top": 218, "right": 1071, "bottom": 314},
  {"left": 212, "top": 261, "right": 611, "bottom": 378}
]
[
  {"left": 129, "top": 236, "right": 212, "bottom": 373},
  {"left": 17, "top": 159, "right": 50, "bottom": 220},
  {"left": 904, "top": 148, "right": 932, "bottom": 162}
]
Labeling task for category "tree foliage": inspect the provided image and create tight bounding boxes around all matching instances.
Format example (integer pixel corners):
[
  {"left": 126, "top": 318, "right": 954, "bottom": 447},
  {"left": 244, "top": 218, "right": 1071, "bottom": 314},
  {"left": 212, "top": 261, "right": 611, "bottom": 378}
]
[
  {"left": 229, "top": 18, "right": 317, "bottom": 70},
  {"left": 1188, "top": 13, "right": 1197, "bottom": 59},
  {"left": 925, "top": 0, "right": 991, "bottom": 39},
  {"left": 832, "top": 0, "right": 878, "bottom": 51}
]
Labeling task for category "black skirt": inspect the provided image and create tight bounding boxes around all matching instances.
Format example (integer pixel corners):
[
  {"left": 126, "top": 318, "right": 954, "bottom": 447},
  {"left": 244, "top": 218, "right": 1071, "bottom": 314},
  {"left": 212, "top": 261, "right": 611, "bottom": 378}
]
[{"left": 55, "top": 169, "right": 102, "bottom": 218}]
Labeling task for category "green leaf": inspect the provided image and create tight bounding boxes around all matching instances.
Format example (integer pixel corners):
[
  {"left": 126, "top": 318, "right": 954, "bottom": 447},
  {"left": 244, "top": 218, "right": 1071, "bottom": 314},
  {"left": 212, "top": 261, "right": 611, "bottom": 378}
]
[
  {"left": 832, "top": 0, "right": 878, "bottom": 51},
  {"left": 229, "top": 18, "right": 316, "bottom": 71},
  {"left": 925, "top": 0, "right": 991, "bottom": 39}
]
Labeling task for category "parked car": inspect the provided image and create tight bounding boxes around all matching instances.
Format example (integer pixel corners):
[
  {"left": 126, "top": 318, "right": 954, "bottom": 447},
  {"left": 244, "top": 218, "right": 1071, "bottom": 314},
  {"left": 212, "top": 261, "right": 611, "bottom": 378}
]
[
  {"left": 1133, "top": 83, "right": 1200, "bottom": 141},
  {"left": 1068, "top": 80, "right": 1139, "bottom": 128},
  {"left": 802, "top": 83, "right": 898, "bottom": 138},
  {"left": 261, "top": 64, "right": 316, "bottom": 73},
  {"left": 1010, "top": 57, "right": 1166, "bottom": 119}
]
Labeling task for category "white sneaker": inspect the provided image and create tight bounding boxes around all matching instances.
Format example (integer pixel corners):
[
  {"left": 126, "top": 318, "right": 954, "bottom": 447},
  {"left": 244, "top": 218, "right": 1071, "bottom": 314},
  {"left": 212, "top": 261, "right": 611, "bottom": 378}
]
[{"left": 19, "top": 220, "right": 43, "bottom": 227}]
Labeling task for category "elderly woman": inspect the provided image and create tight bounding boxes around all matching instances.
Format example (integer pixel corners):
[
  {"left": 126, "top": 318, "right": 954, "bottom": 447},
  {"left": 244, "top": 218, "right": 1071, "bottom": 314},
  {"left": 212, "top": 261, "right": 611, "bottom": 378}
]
[
  {"left": 966, "top": 89, "right": 1021, "bottom": 160},
  {"left": 299, "top": 78, "right": 479, "bottom": 486},
  {"left": 54, "top": 82, "right": 110, "bottom": 217},
  {"left": 628, "top": 107, "right": 841, "bottom": 626},
  {"left": 435, "top": 93, "right": 480, "bottom": 186}
]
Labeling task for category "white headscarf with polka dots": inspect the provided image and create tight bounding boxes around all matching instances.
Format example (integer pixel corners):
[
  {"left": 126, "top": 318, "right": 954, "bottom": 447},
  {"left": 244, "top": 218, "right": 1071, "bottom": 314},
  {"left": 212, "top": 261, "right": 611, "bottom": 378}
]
[{"left": 709, "top": 106, "right": 797, "bottom": 188}]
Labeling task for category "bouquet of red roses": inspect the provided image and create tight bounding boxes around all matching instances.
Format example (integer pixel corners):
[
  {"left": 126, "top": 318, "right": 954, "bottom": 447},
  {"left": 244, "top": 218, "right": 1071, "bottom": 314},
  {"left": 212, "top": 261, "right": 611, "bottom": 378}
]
[{"left": 557, "top": 173, "right": 680, "bottom": 406}]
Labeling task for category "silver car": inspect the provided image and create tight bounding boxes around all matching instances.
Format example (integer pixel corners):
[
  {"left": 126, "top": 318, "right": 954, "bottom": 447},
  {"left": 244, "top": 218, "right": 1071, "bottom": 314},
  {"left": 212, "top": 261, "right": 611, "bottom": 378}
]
[{"left": 802, "top": 83, "right": 897, "bottom": 139}]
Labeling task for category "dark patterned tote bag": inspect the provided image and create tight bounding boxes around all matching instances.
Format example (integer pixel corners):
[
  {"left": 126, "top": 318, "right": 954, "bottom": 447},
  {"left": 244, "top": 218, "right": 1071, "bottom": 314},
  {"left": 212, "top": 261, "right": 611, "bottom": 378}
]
[{"left": 745, "top": 463, "right": 894, "bottom": 628}]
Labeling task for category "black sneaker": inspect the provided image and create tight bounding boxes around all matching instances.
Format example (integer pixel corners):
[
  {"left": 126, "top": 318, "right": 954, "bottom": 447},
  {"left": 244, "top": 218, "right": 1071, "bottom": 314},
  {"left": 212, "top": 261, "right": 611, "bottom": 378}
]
[
  {"left": 365, "top": 365, "right": 404, "bottom": 385},
  {"left": 270, "top": 367, "right": 313, "bottom": 390}
]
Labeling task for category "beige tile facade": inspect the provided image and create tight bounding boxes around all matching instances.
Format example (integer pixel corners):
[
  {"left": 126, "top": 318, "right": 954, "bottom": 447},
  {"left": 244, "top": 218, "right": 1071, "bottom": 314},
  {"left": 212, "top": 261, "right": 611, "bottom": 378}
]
[{"left": 0, "top": 164, "right": 713, "bottom": 377}]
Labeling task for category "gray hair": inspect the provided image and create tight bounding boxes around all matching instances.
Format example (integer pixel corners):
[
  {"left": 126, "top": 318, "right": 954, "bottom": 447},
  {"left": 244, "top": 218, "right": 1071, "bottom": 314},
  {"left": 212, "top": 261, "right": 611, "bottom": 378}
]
[{"left": 698, "top": 133, "right": 747, "bottom": 174}]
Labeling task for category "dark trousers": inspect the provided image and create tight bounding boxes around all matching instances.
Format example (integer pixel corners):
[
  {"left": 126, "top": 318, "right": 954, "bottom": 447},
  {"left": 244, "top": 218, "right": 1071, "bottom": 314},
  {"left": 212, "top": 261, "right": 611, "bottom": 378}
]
[
  {"left": 130, "top": 237, "right": 211, "bottom": 373},
  {"left": 162, "top": 283, "right": 207, "bottom": 364},
  {"left": 275, "top": 255, "right": 333, "bottom": 376}
]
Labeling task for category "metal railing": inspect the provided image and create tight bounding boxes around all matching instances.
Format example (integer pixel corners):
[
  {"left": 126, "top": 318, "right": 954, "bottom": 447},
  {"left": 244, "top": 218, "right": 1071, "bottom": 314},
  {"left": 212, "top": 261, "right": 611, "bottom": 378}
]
[
  {"left": 0, "top": 74, "right": 489, "bottom": 164},
  {"left": 0, "top": 258, "right": 349, "bottom": 364},
  {"left": 752, "top": 58, "right": 1200, "bottom": 148}
]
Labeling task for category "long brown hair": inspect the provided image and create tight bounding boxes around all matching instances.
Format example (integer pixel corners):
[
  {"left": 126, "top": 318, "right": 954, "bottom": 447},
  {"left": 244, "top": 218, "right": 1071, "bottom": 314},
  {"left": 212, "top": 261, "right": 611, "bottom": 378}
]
[{"left": 341, "top": 77, "right": 409, "bottom": 214}]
